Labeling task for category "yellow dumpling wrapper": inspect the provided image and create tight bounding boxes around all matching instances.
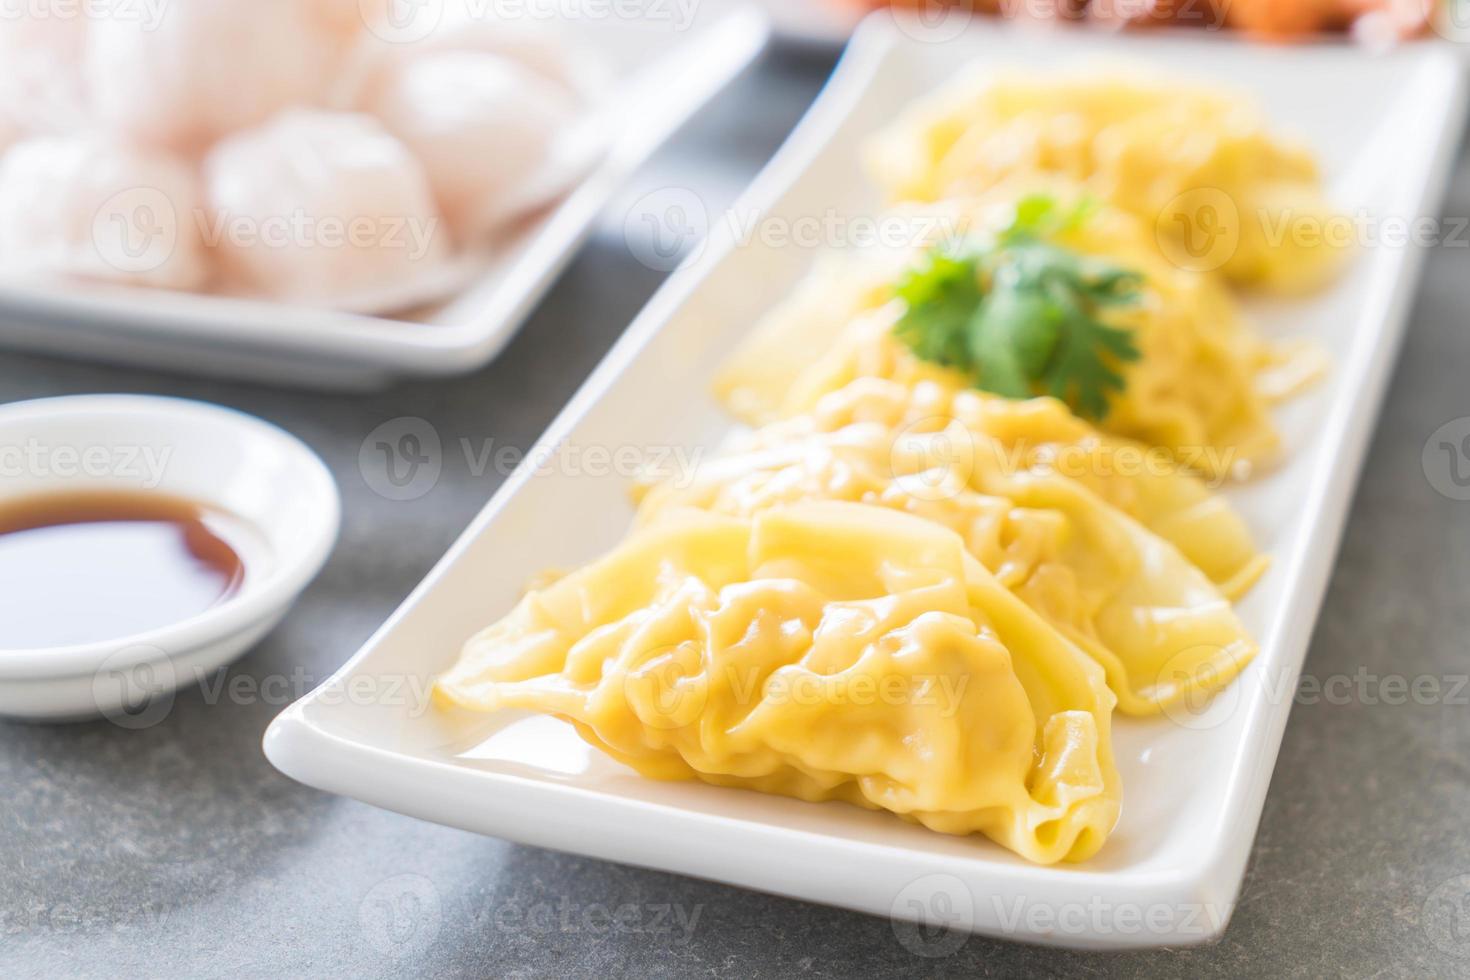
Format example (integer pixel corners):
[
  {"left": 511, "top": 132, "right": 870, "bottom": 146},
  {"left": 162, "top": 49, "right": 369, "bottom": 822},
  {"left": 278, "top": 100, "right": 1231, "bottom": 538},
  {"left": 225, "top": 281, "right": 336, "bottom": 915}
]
[
  {"left": 865, "top": 73, "right": 1346, "bottom": 293},
  {"left": 437, "top": 502, "right": 1121, "bottom": 865},
  {"left": 716, "top": 191, "right": 1300, "bottom": 478},
  {"left": 720, "top": 372, "right": 1267, "bottom": 601},
  {"left": 638, "top": 408, "right": 1256, "bottom": 716},
  {"left": 637, "top": 423, "right": 1256, "bottom": 716}
]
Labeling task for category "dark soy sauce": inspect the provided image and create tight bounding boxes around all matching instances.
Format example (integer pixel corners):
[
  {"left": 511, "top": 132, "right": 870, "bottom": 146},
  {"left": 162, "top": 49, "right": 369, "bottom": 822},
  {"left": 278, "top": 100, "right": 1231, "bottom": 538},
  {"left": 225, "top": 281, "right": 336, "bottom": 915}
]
[{"left": 0, "top": 490, "right": 249, "bottom": 649}]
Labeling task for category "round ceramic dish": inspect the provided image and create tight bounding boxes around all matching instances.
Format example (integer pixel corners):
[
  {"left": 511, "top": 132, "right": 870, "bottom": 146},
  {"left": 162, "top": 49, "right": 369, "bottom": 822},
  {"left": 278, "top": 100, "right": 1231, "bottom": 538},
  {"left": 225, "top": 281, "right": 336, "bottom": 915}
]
[{"left": 0, "top": 395, "right": 340, "bottom": 722}]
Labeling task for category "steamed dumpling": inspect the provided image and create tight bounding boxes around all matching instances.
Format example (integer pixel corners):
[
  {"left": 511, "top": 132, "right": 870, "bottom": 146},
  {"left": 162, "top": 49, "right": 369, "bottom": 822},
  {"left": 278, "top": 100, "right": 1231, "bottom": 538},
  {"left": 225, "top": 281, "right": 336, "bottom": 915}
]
[
  {"left": 0, "top": 108, "right": 21, "bottom": 159},
  {"left": 423, "top": 14, "right": 600, "bottom": 98},
  {"left": 306, "top": 0, "right": 368, "bottom": 42},
  {"left": 714, "top": 190, "right": 1297, "bottom": 479},
  {"left": 85, "top": 1, "right": 347, "bottom": 151},
  {"left": 634, "top": 413, "right": 1258, "bottom": 717},
  {"left": 0, "top": 136, "right": 208, "bottom": 291},
  {"left": 730, "top": 373, "right": 1269, "bottom": 601},
  {"left": 203, "top": 110, "right": 450, "bottom": 307},
  {"left": 346, "top": 5, "right": 599, "bottom": 103},
  {"left": 362, "top": 51, "right": 581, "bottom": 243},
  {"left": 0, "top": 14, "right": 89, "bottom": 136},
  {"left": 438, "top": 502, "right": 1121, "bottom": 864},
  {"left": 865, "top": 72, "right": 1341, "bottom": 292}
]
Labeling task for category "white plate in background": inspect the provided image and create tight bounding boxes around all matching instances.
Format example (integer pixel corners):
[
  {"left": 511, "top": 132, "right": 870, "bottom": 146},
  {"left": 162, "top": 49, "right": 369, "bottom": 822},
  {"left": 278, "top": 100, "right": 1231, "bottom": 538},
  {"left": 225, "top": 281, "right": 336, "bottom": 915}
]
[
  {"left": 749, "top": 0, "right": 858, "bottom": 43},
  {"left": 264, "top": 18, "right": 1466, "bottom": 949},
  {"left": 0, "top": 6, "right": 769, "bottom": 390}
]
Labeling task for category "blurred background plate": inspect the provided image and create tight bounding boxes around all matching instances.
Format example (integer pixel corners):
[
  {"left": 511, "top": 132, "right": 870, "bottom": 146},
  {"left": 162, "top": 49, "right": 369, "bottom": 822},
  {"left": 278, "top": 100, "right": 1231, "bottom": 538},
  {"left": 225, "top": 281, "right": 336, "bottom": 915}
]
[
  {"left": 750, "top": 0, "right": 858, "bottom": 43},
  {"left": 0, "top": 5, "right": 770, "bottom": 391}
]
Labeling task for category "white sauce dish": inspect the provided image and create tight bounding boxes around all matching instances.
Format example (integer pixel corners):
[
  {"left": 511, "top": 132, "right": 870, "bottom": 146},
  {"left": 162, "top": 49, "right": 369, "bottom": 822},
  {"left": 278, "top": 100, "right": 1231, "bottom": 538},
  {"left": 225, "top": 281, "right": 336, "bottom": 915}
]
[{"left": 0, "top": 394, "right": 339, "bottom": 722}]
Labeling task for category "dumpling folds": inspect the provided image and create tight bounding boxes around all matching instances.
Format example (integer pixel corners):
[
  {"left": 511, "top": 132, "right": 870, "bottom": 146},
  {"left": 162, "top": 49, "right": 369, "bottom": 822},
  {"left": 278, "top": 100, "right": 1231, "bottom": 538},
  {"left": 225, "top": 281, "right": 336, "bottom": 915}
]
[
  {"left": 863, "top": 72, "right": 1345, "bottom": 293},
  {"left": 636, "top": 415, "right": 1256, "bottom": 716},
  {"left": 722, "top": 364, "right": 1266, "bottom": 602},
  {"left": 437, "top": 502, "right": 1121, "bottom": 864},
  {"left": 716, "top": 191, "right": 1297, "bottom": 478}
]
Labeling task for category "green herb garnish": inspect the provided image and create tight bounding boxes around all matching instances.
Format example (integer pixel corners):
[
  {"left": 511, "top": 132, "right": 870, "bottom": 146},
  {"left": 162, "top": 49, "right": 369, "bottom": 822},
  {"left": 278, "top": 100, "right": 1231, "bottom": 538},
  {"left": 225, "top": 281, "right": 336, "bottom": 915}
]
[{"left": 893, "top": 195, "right": 1143, "bottom": 421}]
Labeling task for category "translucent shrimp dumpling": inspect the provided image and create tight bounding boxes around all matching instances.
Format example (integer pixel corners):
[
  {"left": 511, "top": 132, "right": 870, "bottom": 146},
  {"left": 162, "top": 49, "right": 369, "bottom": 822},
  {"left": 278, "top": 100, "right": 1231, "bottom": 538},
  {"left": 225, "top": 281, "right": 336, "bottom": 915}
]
[
  {"left": 0, "top": 13, "right": 89, "bottom": 136},
  {"left": 305, "top": 0, "right": 369, "bottom": 43},
  {"left": 203, "top": 110, "right": 451, "bottom": 309},
  {"left": 0, "top": 136, "right": 208, "bottom": 291},
  {"left": 349, "top": 4, "right": 600, "bottom": 102},
  {"left": 440, "top": 21, "right": 598, "bottom": 99},
  {"left": 0, "top": 115, "right": 19, "bottom": 160},
  {"left": 85, "top": 1, "right": 346, "bottom": 151},
  {"left": 407, "top": 10, "right": 601, "bottom": 98},
  {"left": 364, "top": 51, "right": 584, "bottom": 244}
]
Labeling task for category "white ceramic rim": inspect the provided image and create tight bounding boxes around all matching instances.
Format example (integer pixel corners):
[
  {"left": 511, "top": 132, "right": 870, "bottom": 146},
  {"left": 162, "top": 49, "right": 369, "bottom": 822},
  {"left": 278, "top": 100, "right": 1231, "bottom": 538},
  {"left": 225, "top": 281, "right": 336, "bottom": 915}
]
[{"left": 0, "top": 394, "right": 341, "bottom": 678}]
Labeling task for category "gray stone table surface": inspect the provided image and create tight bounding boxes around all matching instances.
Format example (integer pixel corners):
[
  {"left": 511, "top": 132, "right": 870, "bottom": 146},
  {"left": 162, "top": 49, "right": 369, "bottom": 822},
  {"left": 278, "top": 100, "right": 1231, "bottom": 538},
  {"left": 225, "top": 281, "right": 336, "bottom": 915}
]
[{"left": 5, "top": 40, "right": 1470, "bottom": 979}]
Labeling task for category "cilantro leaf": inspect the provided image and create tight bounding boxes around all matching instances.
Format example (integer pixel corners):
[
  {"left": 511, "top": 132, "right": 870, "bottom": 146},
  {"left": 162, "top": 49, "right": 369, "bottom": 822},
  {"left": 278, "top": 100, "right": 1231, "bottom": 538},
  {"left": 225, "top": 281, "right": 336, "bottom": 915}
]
[
  {"left": 891, "top": 194, "right": 1143, "bottom": 421},
  {"left": 892, "top": 249, "right": 983, "bottom": 371},
  {"left": 968, "top": 278, "right": 1058, "bottom": 397}
]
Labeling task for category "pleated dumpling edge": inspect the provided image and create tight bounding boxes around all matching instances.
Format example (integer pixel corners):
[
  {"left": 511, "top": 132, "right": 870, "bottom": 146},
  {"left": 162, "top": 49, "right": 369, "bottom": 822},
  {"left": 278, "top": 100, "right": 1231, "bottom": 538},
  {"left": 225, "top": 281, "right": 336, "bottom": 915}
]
[{"left": 436, "top": 502, "right": 1121, "bottom": 865}]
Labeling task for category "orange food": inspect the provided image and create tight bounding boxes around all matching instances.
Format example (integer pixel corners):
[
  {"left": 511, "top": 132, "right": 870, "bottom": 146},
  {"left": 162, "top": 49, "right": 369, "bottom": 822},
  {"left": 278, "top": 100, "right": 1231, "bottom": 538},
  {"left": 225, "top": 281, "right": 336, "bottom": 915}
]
[
  {"left": 1222, "top": 0, "right": 1354, "bottom": 38},
  {"left": 1086, "top": 0, "right": 1222, "bottom": 28},
  {"left": 833, "top": 0, "right": 1430, "bottom": 40}
]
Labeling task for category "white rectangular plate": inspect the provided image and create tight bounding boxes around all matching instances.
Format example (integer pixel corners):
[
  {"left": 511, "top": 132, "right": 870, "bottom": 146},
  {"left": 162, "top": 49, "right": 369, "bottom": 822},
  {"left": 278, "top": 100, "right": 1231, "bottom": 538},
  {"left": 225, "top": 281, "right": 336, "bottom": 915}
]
[
  {"left": 0, "top": 5, "right": 768, "bottom": 390},
  {"left": 265, "top": 19, "right": 1467, "bottom": 949}
]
